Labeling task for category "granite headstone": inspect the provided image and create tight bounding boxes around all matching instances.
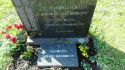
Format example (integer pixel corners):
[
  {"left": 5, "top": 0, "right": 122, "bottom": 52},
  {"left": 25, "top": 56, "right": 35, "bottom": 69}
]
[
  {"left": 12, "top": 0, "right": 97, "bottom": 67},
  {"left": 12, "top": 0, "right": 97, "bottom": 38}
]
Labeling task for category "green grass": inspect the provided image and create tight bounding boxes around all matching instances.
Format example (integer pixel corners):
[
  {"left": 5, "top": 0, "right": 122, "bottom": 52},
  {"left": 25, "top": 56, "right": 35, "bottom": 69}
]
[
  {"left": 0, "top": 47, "right": 12, "bottom": 70},
  {"left": 90, "top": 0, "right": 125, "bottom": 69},
  {"left": 0, "top": 0, "right": 20, "bottom": 69},
  {"left": 0, "top": 0, "right": 125, "bottom": 70},
  {"left": 91, "top": 0, "right": 125, "bottom": 52},
  {"left": 0, "top": 0, "right": 15, "bottom": 19}
]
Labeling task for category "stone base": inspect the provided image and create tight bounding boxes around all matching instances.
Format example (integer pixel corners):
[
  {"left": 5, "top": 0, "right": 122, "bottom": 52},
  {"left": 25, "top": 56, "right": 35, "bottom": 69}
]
[{"left": 27, "top": 37, "right": 89, "bottom": 67}]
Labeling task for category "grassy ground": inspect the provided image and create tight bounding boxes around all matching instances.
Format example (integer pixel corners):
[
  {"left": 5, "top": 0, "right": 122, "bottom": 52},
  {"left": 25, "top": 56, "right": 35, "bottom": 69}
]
[
  {"left": 0, "top": 0, "right": 15, "bottom": 19},
  {"left": 91, "top": 0, "right": 125, "bottom": 52},
  {"left": 0, "top": 0, "right": 125, "bottom": 70},
  {"left": 0, "top": 0, "right": 20, "bottom": 69},
  {"left": 90, "top": 0, "right": 125, "bottom": 69}
]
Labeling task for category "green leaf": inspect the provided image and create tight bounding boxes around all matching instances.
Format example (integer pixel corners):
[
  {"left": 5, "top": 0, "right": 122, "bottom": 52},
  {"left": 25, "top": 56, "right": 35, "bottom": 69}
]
[
  {"left": 0, "top": 41, "right": 2, "bottom": 47},
  {"left": 11, "top": 30, "right": 17, "bottom": 36}
]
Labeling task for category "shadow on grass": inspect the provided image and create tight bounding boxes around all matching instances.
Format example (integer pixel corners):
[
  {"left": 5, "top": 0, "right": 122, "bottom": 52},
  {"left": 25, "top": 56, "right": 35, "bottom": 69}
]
[{"left": 91, "top": 34, "right": 125, "bottom": 70}]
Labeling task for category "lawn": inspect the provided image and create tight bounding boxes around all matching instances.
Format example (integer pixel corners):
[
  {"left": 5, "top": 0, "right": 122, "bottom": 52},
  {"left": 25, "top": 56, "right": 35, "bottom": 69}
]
[
  {"left": 90, "top": 0, "right": 125, "bottom": 69},
  {"left": 0, "top": 0, "right": 125, "bottom": 70}
]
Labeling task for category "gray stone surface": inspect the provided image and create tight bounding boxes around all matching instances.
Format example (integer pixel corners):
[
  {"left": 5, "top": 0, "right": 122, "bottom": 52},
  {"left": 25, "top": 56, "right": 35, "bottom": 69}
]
[
  {"left": 12, "top": 0, "right": 97, "bottom": 38},
  {"left": 27, "top": 37, "right": 89, "bottom": 44}
]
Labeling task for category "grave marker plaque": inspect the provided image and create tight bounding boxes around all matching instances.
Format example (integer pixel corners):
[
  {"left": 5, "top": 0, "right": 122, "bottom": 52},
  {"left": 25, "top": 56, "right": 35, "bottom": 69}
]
[
  {"left": 37, "top": 38, "right": 79, "bottom": 67},
  {"left": 12, "top": 0, "right": 97, "bottom": 67}
]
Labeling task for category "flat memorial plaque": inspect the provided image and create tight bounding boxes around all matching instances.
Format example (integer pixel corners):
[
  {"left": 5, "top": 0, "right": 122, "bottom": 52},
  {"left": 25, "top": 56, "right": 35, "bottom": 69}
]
[{"left": 37, "top": 39, "right": 79, "bottom": 67}]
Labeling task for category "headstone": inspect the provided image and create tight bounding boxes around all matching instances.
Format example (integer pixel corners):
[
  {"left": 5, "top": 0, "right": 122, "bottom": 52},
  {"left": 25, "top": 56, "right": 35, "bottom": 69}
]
[{"left": 12, "top": 0, "right": 97, "bottom": 67}]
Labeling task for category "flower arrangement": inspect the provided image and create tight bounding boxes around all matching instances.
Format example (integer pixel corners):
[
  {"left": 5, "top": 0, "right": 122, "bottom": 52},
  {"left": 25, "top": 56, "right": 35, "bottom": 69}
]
[
  {"left": 0, "top": 23, "right": 28, "bottom": 69},
  {"left": 1, "top": 23, "right": 25, "bottom": 45},
  {"left": 0, "top": 23, "right": 26, "bottom": 57},
  {"left": 0, "top": 23, "right": 35, "bottom": 62}
]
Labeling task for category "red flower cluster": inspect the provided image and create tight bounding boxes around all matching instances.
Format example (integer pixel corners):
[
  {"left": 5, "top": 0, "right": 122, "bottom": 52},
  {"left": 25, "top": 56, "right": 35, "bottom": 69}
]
[
  {"left": 14, "top": 24, "right": 25, "bottom": 30},
  {"left": 4, "top": 34, "right": 17, "bottom": 44},
  {"left": 1, "top": 23, "right": 24, "bottom": 44},
  {"left": 6, "top": 24, "right": 25, "bottom": 31}
]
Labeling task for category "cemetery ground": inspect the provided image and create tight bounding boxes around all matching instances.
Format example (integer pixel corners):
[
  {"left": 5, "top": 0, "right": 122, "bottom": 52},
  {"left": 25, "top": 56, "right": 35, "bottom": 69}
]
[{"left": 0, "top": 0, "right": 125, "bottom": 70}]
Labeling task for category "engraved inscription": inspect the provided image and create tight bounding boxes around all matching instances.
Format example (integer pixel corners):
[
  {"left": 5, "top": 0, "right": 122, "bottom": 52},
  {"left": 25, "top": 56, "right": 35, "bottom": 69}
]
[{"left": 27, "top": 0, "right": 96, "bottom": 37}]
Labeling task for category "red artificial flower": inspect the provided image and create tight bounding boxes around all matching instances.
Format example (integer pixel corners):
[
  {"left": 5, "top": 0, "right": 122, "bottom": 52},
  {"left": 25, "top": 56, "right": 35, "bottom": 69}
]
[
  {"left": 14, "top": 24, "right": 18, "bottom": 27},
  {"left": 19, "top": 24, "right": 25, "bottom": 30},
  {"left": 11, "top": 37, "right": 17, "bottom": 44},
  {"left": 14, "top": 24, "right": 25, "bottom": 30},
  {"left": 5, "top": 34, "right": 11, "bottom": 39},
  {"left": 14, "top": 24, "right": 20, "bottom": 30},
  {"left": 14, "top": 24, "right": 18, "bottom": 28},
  {"left": 1, "top": 31, "right": 6, "bottom": 34},
  {"left": 6, "top": 25, "right": 13, "bottom": 30}
]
